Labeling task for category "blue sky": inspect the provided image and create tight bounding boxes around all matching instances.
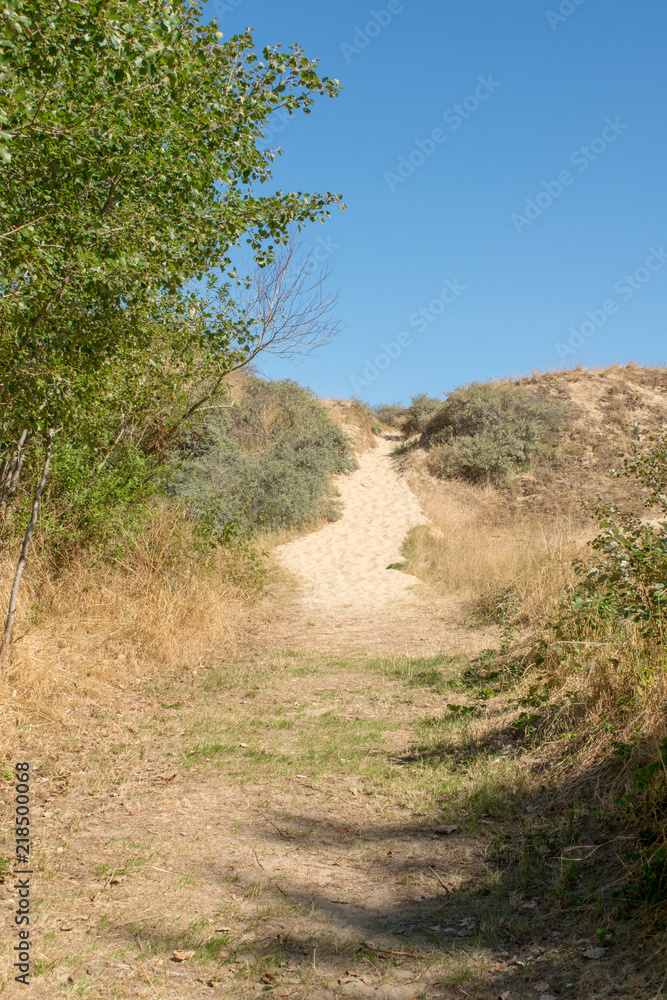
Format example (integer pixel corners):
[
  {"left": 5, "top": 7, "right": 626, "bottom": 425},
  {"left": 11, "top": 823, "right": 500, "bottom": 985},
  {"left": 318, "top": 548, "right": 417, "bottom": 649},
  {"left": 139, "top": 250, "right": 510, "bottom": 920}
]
[{"left": 203, "top": 0, "right": 667, "bottom": 406}]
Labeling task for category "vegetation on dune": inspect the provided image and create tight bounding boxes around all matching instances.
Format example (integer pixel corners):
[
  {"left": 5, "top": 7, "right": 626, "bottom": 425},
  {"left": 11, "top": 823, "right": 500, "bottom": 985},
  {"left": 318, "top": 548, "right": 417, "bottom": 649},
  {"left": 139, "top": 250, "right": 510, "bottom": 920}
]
[
  {"left": 372, "top": 402, "right": 410, "bottom": 430},
  {"left": 422, "top": 381, "right": 569, "bottom": 484},
  {"left": 169, "top": 377, "right": 356, "bottom": 533},
  {"left": 373, "top": 395, "right": 441, "bottom": 435},
  {"left": 401, "top": 393, "right": 442, "bottom": 436},
  {"left": 392, "top": 368, "right": 667, "bottom": 918}
]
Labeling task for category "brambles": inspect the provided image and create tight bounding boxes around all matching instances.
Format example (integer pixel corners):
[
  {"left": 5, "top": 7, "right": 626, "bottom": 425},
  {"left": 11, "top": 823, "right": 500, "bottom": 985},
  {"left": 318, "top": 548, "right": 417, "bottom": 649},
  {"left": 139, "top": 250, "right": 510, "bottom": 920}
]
[{"left": 565, "top": 433, "right": 667, "bottom": 641}]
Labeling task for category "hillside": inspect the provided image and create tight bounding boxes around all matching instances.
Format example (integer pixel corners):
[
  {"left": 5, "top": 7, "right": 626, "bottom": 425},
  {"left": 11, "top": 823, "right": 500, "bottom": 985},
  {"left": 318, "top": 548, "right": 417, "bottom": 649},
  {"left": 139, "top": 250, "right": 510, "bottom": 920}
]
[
  {"left": 400, "top": 363, "right": 667, "bottom": 512},
  {"left": 1, "top": 364, "right": 666, "bottom": 999},
  {"left": 389, "top": 364, "right": 667, "bottom": 624}
]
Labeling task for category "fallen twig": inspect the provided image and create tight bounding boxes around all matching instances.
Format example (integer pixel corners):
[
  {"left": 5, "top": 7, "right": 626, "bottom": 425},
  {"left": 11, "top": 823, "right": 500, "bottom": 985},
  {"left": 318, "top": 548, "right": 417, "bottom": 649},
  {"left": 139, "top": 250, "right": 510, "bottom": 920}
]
[
  {"left": 360, "top": 943, "right": 423, "bottom": 959},
  {"left": 427, "top": 866, "right": 450, "bottom": 894}
]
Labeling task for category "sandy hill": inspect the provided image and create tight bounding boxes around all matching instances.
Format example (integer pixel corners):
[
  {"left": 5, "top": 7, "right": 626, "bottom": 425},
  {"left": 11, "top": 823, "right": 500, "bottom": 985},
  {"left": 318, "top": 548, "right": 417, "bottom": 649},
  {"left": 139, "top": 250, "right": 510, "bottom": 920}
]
[{"left": 396, "top": 363, "right": 667, "bottom": 520}]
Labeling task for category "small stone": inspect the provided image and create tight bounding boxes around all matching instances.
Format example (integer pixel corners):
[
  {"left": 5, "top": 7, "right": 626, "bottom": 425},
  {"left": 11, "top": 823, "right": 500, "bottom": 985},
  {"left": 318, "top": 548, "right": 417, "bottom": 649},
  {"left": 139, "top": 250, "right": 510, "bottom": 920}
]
[{"left": 583, "top": 946, "right": 607, "bottom": 960}]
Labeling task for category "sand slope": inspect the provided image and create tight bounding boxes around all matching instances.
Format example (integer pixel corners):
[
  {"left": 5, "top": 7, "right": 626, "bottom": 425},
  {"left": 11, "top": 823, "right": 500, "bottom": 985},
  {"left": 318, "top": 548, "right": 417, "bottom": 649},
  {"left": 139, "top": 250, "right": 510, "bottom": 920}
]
[
  {"left": 258, "top": 435, "right": 497, "bottom": 656},
  {"left": 275, "top": 436, "right": 426, "bottom": 610}
]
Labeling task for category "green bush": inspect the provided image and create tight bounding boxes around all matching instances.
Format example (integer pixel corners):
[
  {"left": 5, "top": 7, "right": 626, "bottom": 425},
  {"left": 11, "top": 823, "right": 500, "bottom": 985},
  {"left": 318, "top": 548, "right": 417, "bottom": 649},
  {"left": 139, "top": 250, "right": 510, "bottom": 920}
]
[
  {"left": 423, "top": 381, "right": 568, "bottom": 484},
  {"left": 169, "top": 377, "right": 356, "bottom": 533},
  {"left": 373, "top": 403, "right": 409, "bottom": 430},
  {"left": 41, "top": 441, "right": 160, "bottom": 554},
  {"left": 402, "top": 393, "right": 442, "bottom": 436},
  {"left": 565, "top": 433, "right": 667, "bottom": 640}
]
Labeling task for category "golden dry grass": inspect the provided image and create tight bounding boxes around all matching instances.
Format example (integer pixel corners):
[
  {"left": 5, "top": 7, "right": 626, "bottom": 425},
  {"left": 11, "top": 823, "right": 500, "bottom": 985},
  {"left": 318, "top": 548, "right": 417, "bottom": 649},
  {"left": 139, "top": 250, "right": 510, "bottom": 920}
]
[
  {"left": 0, "top": 503, "right": 255, "bottom": 758},
  {"left": 402, "top": 469, "right": 591, "bottom": 624}
]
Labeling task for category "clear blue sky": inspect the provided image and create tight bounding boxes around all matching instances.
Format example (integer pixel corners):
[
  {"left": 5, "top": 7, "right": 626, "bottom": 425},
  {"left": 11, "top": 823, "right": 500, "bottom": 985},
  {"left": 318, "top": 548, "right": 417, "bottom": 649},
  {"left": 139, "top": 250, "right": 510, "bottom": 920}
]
[{"left": 202, "top": 0, "right": 667, "bottom": 406}]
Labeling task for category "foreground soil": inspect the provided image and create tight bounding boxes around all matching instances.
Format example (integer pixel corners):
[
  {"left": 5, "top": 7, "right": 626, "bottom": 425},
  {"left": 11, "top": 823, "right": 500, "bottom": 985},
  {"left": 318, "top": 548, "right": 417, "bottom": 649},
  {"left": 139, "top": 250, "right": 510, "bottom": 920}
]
[{"left": 1, "top": 647, "right": 660, "bottom": 999}]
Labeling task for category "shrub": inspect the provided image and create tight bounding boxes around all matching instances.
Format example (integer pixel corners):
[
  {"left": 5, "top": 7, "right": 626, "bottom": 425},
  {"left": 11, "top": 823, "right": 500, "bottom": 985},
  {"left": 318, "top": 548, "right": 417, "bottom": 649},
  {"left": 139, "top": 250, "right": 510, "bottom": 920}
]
[
  {"left": 564, "top": 433, "right": 667, "bottom": 641},
  {"left": 169, "top": 377, "right": 356, "bottom": 533},
  {"left": 38, "top": 441, "right": 160, "bottom": 557},
  {"left": 402, "top": 393, "right": 442, "bottom": 436},
  {"left": 373, "top": 403, "right": 409, "bottom": 430},
  {"left": 424, "top": 381, "right": 568, "bottom": 484}
]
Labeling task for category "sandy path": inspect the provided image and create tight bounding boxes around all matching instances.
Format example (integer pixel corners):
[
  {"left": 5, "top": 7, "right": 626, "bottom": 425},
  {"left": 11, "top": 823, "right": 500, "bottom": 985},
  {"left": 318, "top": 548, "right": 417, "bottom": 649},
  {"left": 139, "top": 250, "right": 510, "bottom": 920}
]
[
  {"left": 255, "top": 436, "right": 497, "bottom": 657},
  {"left": 275, "top": 437, "right": 426, "bottom": 611}
]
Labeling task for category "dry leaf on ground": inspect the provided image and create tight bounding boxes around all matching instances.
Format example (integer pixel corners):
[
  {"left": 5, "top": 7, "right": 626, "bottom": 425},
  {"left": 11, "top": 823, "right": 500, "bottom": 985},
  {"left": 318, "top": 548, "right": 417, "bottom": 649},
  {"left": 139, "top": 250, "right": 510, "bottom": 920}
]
[{"left": 172, "top": 950, "right": 195, "bottom": 962}]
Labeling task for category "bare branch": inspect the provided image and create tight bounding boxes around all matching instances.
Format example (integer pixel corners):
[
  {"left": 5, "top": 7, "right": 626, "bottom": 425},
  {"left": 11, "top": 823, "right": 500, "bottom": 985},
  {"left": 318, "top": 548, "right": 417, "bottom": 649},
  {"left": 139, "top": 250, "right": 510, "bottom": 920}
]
[{"left": 228, "top": 232, "right": 343, "bottom": 371}]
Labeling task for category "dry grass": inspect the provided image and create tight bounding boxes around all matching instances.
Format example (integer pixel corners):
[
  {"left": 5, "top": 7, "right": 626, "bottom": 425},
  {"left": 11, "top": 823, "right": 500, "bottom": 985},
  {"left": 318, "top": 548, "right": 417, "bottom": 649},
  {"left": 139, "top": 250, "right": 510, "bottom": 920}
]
[
  {"left": 324, "top": 397, "right": 380, "bottom": 454},
  {"left": 0, "top": 503, "right": 256, "bottom": 758},
  {"left": 521, "top": 622, "right": 667, "bottom": 792},
  {"left": 401, "top": 470, "right": 590, "bottom": 624}
]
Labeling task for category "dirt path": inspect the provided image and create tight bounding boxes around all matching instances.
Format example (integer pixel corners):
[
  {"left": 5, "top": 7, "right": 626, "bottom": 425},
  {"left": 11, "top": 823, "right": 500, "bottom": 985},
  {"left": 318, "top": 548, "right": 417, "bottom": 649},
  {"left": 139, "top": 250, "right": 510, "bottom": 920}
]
[
  {"left": 1, "top": 436, "right": 645, "bottom": 998},
  {"left": 251, "top": 436, "right": 496, "bottom": 658},
  {"left": 9, "top": 649, "right": 635, "bottom": 1000}
]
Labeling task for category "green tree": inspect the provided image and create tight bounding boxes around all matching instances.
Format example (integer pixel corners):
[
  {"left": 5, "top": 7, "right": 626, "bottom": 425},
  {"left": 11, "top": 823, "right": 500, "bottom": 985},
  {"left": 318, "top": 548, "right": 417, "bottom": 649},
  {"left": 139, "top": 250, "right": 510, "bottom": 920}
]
[{"left": 0, "top": 0, "right": 343, "bottom": 660}]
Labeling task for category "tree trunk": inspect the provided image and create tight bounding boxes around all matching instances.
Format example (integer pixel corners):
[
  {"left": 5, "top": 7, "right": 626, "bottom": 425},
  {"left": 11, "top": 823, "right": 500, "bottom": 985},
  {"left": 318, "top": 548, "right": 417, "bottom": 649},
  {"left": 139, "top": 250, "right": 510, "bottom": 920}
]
[
  {"left": 0, "top": 428, "right": 55, "bottom": 670},
  {"left": 0, "top": 428, "right": 28, "bottom": 514}
]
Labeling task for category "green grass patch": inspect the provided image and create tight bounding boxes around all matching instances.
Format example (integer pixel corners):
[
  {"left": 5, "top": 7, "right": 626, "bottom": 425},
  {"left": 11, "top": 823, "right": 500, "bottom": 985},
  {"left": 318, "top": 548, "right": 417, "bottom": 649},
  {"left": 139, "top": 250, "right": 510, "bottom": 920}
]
[{"left": 368, "top": 653, "right": 467, "bottom": 693}]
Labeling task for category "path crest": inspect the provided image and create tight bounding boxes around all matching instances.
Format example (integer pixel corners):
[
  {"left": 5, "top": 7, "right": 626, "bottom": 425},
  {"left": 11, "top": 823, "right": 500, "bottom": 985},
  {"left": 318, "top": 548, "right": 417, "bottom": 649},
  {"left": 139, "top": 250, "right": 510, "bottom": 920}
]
[{"left": 276, "top": 437, "right": 427, "bottom": 610}]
